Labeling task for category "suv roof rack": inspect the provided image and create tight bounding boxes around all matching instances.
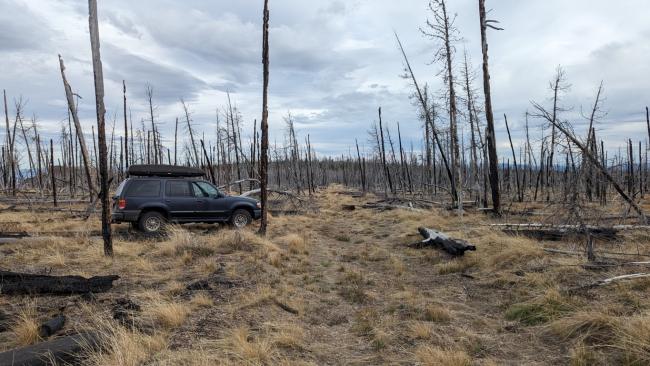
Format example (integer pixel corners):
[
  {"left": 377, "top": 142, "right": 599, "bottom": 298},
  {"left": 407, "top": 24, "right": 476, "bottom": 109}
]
[{"left": 127, "top": 164, "right": 205, "bottom": 178}]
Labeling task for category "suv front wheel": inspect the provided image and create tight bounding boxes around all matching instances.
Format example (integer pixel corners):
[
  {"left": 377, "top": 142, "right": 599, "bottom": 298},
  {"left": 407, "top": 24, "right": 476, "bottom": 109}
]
[
  {"left": 139, "top": 211, "right": 166, "bottom": 235},
  {"left": 230, "top": 209, "right": 252, "bottom": 229}
]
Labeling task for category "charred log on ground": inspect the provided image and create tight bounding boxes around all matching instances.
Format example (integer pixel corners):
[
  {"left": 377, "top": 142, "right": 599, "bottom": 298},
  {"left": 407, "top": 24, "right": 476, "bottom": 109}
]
[
  {"left": 0, "top": 271, "right": 119, "bottom": 295},
  {"left": 410, "top": 227, "right": 476, "bottom": 256}
]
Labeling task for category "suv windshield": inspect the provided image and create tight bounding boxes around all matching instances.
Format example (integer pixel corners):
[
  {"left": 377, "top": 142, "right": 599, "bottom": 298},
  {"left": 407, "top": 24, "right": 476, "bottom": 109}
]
[{"left": 194, "top": 181, "right": 220, "bottom": 198}]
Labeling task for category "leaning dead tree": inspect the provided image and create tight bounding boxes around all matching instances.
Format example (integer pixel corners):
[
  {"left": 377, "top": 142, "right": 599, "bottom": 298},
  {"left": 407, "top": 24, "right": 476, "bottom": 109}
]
[
  {"left": 422, "top": 0, "right": 462, "bottom": 213},
  {"left": 538, "top": 110, "right": 648, "bottom": 224},
  {"left": 88, "top": 0, "right": 113, "bottom": 256},
  {"left": 58, "top": 55, "right": 95, "bottom": 200}
]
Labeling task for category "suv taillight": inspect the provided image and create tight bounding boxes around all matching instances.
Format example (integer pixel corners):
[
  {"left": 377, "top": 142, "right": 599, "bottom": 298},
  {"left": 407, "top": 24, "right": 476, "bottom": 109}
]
[{"left": 118, "top": 199, "right": 127, "bottom": 210}]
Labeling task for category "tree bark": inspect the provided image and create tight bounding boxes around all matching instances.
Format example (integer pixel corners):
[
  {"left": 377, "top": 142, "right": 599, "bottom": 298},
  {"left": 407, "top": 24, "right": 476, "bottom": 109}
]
[
  {"left": 123, "top": 80, "right": 129, "bottom": 169},
  {"left": 479, "top": 0, "right": 501, "bottom": 214},
  {"left": 58, "top": 55, "right": 95, "bottom": 200},
  {"left": 258, "top": 0, "right": 270, "bottom": 235},
  {"left": 88, "top": 0, "right": 113, "bottom": 256},
  {"left": 50, "top": 139, "right": 57, "bottom": 207}
]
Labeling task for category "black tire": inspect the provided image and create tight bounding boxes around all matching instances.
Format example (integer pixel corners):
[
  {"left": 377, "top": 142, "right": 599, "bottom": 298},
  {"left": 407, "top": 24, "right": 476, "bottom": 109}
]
[
  {"left": 229, "top": 209, "right": 252, "bottom": 229},
  {"left": 138, "top": 211, "right": 166, "bottom": 235}
]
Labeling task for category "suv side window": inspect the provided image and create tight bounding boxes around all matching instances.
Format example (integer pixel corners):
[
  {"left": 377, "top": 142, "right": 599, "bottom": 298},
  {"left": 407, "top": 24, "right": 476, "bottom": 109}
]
[
  {"left": 166, "top": 180, "right": 192, "bottom": 197},
  {"left": 125, "top": 180, "right": 161, "bottom": 197},
  {"left": 194, "top": 181, "right": 220, "bottom": 198},
  {"left": 191, "top": 182, "right": 207, "bottom": 197}
]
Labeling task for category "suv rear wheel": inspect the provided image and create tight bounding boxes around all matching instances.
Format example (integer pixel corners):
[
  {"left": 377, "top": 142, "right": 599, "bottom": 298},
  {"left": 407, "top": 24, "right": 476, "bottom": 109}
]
[
  {"left": 138, "top": 211, "right": 166, "bottom": 235},
  {"left": 230, "top": 209, "right": 252, "bottom": 229}
]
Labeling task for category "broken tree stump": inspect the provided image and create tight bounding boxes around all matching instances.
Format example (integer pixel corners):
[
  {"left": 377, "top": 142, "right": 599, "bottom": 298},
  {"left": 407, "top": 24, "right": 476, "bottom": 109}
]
[
  {"left": 0, "top": 271, "right": 119, "bottom": 295},
  {"left": 410, "top": 227, "right": 476, "bottom": 256},
  {"left": 38, "top": 315, "right": 66, "bottom": 339},
  {"left": 0, "top": 331, "right": 99, "bottom": 366}
]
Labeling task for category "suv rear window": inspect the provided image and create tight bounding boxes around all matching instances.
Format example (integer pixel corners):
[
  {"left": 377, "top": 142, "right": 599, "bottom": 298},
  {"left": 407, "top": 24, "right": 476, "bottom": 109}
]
[{"left": 125, "top": 180, "right": 161, "bottom": 197}]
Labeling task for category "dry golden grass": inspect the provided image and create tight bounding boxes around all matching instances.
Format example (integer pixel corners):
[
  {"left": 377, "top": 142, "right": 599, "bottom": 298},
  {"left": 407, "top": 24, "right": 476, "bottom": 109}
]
[
  {"left": 408, "top": 321, "right": 432, "bottom": 340},
  {"left": 85, "top": 321, "right": 168, "bottom": 366},
  {"left": 389, "top": 255, "right": 406, "bottom": 276},
  {"left": 281, "top": 233, "right": 309, "bottom": 255},
  {"left": 10, "top": 303, "right": 40, "bottom": 346},
  {"left": 423, "top": 304, "right": 452, "bottom": 323},
  {"left": 190, "top": 293, "right": 215, "bottom": 308},
  {"left": 615, "top": 314, "right": 650, "bottom": 364},
  {"left": 436, "top": 255, "right": 478, "bottom": 274},
  {"left": 226, "top": 327, "right": 276, "bottom": 365},
  {"left": 147, "top": 301, "right": 190, "bottom": 329},
  {"left": 569, "top": 343, "right": 599, "bottom": 366},
  {"left": 415, "top": 346, "right": 472, "bottom": 366},
  {"left": 4, "top": 187, "right": 650, "bottom": 364},
  {"left": 269, "top": 323, "right": 305, "bottom": 350},
  {"left": 505, "top": 288, "right": 575, "bottom": 326},
  {"left": 549, "top": 311, "right": 617, "bottom": 344}
]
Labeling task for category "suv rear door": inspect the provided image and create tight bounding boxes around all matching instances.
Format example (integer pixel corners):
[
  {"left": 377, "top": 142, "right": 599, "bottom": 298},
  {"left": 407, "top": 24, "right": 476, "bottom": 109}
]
[{"left": 164, "top": 180, "right": 203, "bottom": 221}]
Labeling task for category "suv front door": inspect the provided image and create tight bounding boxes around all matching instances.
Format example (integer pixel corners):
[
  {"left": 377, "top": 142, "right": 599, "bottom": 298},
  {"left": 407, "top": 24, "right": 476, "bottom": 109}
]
[
  {"left": 193, "top": 181, "right": 229, "bottom": 220},
  {"left": 165, "top": 180, "right": 203, "bottom": 221}
]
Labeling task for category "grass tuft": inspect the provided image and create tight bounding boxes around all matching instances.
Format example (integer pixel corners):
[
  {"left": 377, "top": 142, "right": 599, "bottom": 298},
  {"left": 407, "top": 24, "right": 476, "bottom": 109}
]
[{"left": 415, "top": 346, "right": 472, "bottom": 366}]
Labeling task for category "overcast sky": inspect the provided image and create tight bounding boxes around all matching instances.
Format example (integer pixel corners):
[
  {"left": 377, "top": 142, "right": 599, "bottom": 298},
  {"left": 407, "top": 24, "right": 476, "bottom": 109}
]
[{"left": 1, "top": 0, "right": 649, "bottom": 160}]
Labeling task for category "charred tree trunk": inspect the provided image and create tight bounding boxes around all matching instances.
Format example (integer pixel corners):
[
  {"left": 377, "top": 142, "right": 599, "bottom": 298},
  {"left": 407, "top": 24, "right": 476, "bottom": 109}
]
[
  {"left": 504, "top": 114, "right": 522, "bottom": 201},
  {"left": 123, "top": 80, "right": 129, "bottom": 169},
  {"left": 478, "top": 0, "right": 501, "bottom": 214},
  {"left": 258, "top": 0, "right": 270, "bottom": 235},
  {"left": 50, "top": 139, "right": 57, "bottom": 207}
]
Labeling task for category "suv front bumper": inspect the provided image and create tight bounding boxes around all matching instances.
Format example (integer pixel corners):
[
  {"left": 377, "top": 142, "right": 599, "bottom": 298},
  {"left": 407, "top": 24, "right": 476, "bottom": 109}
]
[
  {"left": 111, "top": 210, "right": 140, "bottom": 223},
  {"left": 253, "top": 209, "right": 262, "bottom": 220}
]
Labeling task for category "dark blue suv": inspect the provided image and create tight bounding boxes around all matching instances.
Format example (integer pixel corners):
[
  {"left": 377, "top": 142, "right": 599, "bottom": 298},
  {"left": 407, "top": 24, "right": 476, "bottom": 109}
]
[{"left": 111, "top": 165, "right": 261, "bottom": 234}]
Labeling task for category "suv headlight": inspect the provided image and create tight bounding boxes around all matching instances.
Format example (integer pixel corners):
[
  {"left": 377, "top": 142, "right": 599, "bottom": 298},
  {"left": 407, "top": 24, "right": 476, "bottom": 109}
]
[{"left": 256, "top": 202, "right": 261, "bottom": 209}]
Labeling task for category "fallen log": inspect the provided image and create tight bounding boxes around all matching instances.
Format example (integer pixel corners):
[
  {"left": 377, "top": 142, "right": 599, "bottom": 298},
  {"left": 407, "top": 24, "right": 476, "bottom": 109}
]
[
  {"left": 410, "top": 227, "right": 476, "bottom": 256},
  {"left": 565, "top": 273, "right": 650, "bottom": 293},
  {"left": 38, "top": 315, "right": 66, "bottom": 339},
  {"left": 0, "top": 331, "right": 99, "bottom": 366},
  {"left": 492, "top": 223, "right": 619, "bottom": 241},
  {"left": 0, "top": 271, "right": 119, "bottom": 295}
]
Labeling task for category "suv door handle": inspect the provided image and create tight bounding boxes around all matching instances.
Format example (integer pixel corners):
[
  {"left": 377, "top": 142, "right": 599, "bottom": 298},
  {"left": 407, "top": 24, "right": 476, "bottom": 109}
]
[
  {"left": 165, "top": 199, "right": 172, "bottom": 203},
  {"left": 196, "top": 200, "right": 205, "bottom": 203}
]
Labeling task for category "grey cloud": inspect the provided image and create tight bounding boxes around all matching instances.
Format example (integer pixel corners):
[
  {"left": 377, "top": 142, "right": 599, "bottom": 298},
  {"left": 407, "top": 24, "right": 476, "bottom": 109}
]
[
  {"left": 0, "top": 0, "right": 52, "bottom": 51},
  {"left": 102, "top": 44, "right": 210, "bottom": 103}
]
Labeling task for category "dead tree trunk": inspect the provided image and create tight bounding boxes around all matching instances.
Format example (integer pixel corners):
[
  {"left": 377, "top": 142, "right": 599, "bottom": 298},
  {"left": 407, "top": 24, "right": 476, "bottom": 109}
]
[
  {"left": 88, "top": 0, "right": 113, "bottom": 256},
  {"left": 58, "top": 55, "right": 95, "bottom": 200},
  {"left": 258, "top": 0, "right": 270, "bottom": 235},
  {"left": 123, "top": 80, "right": 129, "bottom": 169},
  {"left": 0, "top": 331, "right": 100, "bottom": 366},
  {"left": 181, "top": 99, "right": 200, "bottom": 167},
  {"left": 174, "top": 117, "right": 178, "bottom": 165},
  {"left": 3, "top": 90, "right": 15, "bottom": 196},
  {"left": 504, "top": 114, "right": 522, "bottom": 201},
  {"left": 551, "top": 118, "right": 647, "bottom": 223},
  {"left": 0, "top": 271, "right": 119, "bottom": 294},
  {"left": 479, "top": 0, "right": 502, "bottom": 214},
  {"left": 50, "top": 139, "right": 57, "bottom": 207},
  {"left": 394, "top": 32, "right": 457, "bottom": 202}
]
